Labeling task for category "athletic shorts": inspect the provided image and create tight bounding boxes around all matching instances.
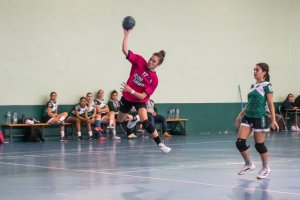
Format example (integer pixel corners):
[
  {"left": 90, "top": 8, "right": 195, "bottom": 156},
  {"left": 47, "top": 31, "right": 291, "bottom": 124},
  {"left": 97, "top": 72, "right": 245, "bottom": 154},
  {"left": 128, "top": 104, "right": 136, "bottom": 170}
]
[
  {"left": 119, "top": 96, "right": 146, "bottom": 114},
  {"left": 43, "top": 116, "right": 53, "bottom": 124},
  {"left": 241, "top": 115, "right": 270, "bottom": 133}
]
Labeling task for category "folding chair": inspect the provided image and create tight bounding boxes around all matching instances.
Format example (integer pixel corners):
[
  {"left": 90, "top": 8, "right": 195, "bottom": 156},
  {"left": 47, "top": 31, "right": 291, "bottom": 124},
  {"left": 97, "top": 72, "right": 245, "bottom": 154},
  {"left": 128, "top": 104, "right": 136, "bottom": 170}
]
[{"left": 278, "top": 105, "right": 287, "bottom": 131}]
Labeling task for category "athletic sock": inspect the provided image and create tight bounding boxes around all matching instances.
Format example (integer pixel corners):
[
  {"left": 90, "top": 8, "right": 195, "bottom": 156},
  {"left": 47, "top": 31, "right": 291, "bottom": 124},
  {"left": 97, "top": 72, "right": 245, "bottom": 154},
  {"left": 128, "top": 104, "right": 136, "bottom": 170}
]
[
  {"left": 96, "top": 120, "right": 101, "bottom": 127},
  {"left": 77, "top": 132, "right": 81, "bottom": 137},
  {"left": 59, "top": 116, "right": 66, "bottom": 121},
  {"left": 109, "top": 120, "right": 113, "bottom": 126},
  {"left": 60, "top": 131, "right": 65, "bottom": 138},
  {"left": 88, "top": 131, "right": 93, "bottom": 136},
  {"left": 153, "top": 136, "right": 161, "bottom": 145}
]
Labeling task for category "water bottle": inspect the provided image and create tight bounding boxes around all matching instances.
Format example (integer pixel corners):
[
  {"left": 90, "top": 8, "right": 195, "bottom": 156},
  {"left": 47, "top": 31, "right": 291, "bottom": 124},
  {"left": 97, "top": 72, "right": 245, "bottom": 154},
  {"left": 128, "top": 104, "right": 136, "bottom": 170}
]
[
  {"left": 168, "top": 109, "right": 172, "bottom": 119},
  {"left": 13, "top": 111, "right": 18, "bottom": 124},
  {"left": 6, "top": 111, "right": 11, "bottom": 124},
  {"left": 176, "top": 108, "right": 180, "bottom": 119},
  {"left": 172, "top": 108, "right": 175, "bottom": 119}
]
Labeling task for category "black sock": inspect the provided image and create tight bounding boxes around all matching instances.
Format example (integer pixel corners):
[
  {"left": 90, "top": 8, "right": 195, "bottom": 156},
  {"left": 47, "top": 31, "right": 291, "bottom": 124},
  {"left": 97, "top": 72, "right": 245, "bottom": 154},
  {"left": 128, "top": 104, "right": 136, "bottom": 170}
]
[{"left": 153, "top": 136, "right": 161, "bottom": 145}]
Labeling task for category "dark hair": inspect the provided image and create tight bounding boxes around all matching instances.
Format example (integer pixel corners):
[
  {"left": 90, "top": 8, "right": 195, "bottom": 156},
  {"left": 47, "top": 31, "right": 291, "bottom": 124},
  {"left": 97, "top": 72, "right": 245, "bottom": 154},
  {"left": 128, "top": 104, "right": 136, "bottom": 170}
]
[
  {"left": 110, "top": 90, "right": 118, "bottom": 99},
  {"left": 153, "top": 50, "right": 166, "bottom": 65},
  {"left": 256, "top": 63, "right": 270, "bottom": 81},
  {"left": 284, "top": 93, "right": 294, "bottom": 102},
  {"left": 50, "top": 92, "right": 56, "bottom": 96},
  {"left": 98, "top": 89, "right": 104, "bottom": 94},
  {"left": 86, "top": 92, "right": 92, "bottom": 97},
  {"left": 79, "top": 97, "right": 86, "bottom": 102}
]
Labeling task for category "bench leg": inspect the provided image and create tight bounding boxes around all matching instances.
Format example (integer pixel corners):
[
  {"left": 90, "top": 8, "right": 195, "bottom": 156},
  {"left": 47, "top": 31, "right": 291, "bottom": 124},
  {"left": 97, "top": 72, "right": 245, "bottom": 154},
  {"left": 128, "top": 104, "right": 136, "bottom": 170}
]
[{"left": 10, "top": 126, "right": 12, "bottom": 143}]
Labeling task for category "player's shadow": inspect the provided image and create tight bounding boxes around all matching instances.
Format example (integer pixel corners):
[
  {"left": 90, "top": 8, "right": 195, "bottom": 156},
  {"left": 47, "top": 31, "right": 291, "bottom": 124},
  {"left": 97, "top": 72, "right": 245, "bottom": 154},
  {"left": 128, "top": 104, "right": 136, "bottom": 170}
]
[{"left": 230, "top": 178, "right": 270, "bottom": 200}]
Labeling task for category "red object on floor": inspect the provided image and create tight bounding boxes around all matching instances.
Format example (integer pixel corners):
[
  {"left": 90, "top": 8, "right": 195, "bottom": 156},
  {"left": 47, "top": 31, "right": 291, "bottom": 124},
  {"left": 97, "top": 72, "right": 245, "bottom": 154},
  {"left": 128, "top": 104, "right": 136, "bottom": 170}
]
[{"left": 0, "top": 131, "right": 4, "bottom": 144}]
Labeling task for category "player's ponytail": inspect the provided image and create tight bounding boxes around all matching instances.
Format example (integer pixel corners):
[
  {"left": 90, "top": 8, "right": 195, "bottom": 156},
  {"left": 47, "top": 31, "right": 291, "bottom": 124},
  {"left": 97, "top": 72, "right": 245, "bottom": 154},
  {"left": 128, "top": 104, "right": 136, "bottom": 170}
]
[
  {"left": 153, "top": 50, "right": 166, "bottom": 65},
  {"left": 256, "top": 63, "right": 270, "bottom": 82}
]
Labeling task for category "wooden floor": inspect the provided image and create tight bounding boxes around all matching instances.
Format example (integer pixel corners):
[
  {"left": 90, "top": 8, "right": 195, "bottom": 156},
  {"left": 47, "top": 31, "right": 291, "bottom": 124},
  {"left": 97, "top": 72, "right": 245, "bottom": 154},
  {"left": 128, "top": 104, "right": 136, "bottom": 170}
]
[{"left": 0, "top": 131, "right": 299, "bottom": 200}]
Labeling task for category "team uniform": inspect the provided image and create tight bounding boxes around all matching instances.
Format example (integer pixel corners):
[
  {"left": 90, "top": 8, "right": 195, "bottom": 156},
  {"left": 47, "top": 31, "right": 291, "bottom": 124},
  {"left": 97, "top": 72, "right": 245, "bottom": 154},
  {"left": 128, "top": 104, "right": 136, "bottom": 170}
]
[
  {"left": 87, "top": 101, "right": 96, "bottom": 118},
  {"left": 43, "top": 101, "right": 58, "bottom": 123},
  {"left": 94, "top": 98, "right": 108, "bottom": 117},
  {"left": 241, "top": 81, "right": 273, "bottom": 132},
  {"left": 119, "top": 50, "right": 171, "bottom": 153},
  {"left": 120, "top": 50, "right": 158, "bottom": 113},
  {"left": 237, "top": 81, "right": 274, "bottom": 179},
  {"left": 69, "top": 104, "right": 88, "bottom": 119}
]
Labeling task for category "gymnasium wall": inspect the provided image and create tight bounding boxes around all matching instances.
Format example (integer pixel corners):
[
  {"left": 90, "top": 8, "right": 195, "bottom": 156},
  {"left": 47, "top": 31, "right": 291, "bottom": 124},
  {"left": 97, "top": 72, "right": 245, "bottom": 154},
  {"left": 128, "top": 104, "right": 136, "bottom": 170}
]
[
  {"left": 0, "top": 0, "right": 299, "bottom": 105},
  {"left": 0, "top": 0, "right": 299, "bottom": 133}
]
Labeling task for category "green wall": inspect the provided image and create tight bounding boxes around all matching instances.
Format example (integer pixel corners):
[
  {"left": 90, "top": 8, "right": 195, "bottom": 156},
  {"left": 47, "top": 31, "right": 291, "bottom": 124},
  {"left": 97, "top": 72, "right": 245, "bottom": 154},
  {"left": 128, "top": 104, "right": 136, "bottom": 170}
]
[{"left": 0, "top": 103, "right": 251, "bottom": 134}]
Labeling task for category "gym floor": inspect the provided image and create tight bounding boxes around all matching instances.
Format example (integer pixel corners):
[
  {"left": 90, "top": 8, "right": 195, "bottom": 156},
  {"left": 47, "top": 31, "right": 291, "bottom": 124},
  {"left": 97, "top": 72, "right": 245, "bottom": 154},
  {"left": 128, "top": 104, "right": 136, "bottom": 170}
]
[{"left": 0, "top": 132, "right": 299, "bottom": 200}]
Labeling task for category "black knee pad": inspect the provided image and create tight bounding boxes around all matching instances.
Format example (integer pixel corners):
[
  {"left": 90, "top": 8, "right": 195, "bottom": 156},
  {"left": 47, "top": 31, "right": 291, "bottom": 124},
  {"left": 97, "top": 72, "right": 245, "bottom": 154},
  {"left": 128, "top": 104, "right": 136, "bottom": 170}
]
[
  {"left": 236, "top": 138, "right": 250, "bottom": 152},
  {"left": 142, "top": 120, "right": 155, "bottom": 134},
  {"left": 255, "top": 143, "right": 268, "bottom": 154}
]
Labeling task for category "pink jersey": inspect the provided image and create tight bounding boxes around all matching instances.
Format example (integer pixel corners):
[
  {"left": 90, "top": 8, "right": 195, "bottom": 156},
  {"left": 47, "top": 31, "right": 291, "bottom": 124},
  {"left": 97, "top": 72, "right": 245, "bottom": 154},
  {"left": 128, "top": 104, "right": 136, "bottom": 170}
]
[{"left": 122, "top": 50, "right": 158, "bottom": 103}]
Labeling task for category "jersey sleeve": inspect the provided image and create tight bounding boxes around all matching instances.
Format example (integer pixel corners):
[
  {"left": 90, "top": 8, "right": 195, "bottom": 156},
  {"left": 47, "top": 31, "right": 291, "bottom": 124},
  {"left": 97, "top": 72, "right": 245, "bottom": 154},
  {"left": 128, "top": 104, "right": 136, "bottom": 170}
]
[
  {"left": 47, "top": 102, "right": 52, "bottom": 108},
  {"left": 126, "top": 50, "right": 146, "bottom": 68},
  {"left": 264, "top": 83, "right": 273, "bottom": 94}
]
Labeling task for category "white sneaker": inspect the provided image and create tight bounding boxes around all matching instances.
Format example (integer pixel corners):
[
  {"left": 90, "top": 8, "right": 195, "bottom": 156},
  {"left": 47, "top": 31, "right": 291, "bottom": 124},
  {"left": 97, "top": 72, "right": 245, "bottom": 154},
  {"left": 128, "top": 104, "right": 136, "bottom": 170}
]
[
  {"left": 127, "top": 133, "right": 137, "bottom": 139},
  {"left": 291, "top": 126, "right": 297, "bottom": 131},
  {"left": 257, "top": 167, "right": 271, "bottom": 179},
  {"left": 158, "top": 143, "right": 171, "bottom": 154},
  {"left": 107, "top": 125, "right": 115, "bottom": 130},
  {"left": 237, "top": 162, "right": 256, "bottom": 175},
  {"left": 112, "top": 135, "right": 121, "bottom": 140},
  {"left": 127, "top": 115, "right": 140, "bottom": 129}
]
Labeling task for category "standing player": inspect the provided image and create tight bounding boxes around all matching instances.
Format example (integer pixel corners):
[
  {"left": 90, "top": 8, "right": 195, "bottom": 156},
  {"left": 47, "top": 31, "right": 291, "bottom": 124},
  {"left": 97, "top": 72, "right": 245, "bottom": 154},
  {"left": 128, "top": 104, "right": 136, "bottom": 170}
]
[
  {"left": 235, "top": 63, "right": 279, "bottom": 179},
  {"left": 117, "top": 29, "right": 171, "bottom": 153}
]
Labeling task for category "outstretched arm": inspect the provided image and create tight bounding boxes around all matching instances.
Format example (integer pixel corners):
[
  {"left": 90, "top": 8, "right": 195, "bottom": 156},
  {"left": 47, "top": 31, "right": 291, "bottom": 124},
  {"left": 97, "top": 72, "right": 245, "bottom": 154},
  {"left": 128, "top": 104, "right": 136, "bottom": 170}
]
[
  {"left": 121, "top": 82, "right": 147, "bottom": 100},
  {"left": 122, "top": 30, "right": 130, "bottom": 56}
]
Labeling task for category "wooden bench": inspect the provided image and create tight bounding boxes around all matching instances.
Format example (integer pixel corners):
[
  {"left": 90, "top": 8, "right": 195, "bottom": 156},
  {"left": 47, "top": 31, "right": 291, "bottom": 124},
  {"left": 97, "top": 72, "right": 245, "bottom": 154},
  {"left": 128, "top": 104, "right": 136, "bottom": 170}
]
[
  {"left": 166, "top": 118, "right": 188, "bottom": 134},
  {"left": 1, "top": 123, "right": 72, "bottom": 142}
]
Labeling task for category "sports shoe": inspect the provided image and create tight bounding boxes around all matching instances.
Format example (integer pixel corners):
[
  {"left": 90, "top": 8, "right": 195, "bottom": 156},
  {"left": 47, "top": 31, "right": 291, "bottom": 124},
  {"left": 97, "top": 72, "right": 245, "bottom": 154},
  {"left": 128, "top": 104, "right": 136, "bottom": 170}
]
[
  {"left": 257, "top": 167, "right": 271, "bottom": 179},
  {"left": 88, "top": 136, "right": 94, "bottom": 141},
  {"left": 106, "top": 125, "right": 115, "bottom": 130},
  {"left": 158, "top": 143, "right": 171, "bottom": 154},
  {"left": 163, "top": 132, "right": 172, "bottom": 137},
  {"left": 78, "top": 136, "right": 83, "bottom": 141},
  {"left": 127, "top": 133, "right": 137, "bottom": 139},
  {"left": 137, "top": 129, "right": 145, "bottom": 133},
  {"left": 95, "top": 126, "right": 103, "bottom": 132},
  {"left": 99, "top": 136, "right": 106, "bottom": 141},
  {"left": 112, "top": 135, "right": 121, "bottom": 140},
  {"left": 237, "top": 162, "right": 256, "bottom": 175},
  {"left": 127, "top": 115, "right": 140, "bottom": 129},
  {"left": 60, "top": 136, "right": 69, "bottom": 142}
]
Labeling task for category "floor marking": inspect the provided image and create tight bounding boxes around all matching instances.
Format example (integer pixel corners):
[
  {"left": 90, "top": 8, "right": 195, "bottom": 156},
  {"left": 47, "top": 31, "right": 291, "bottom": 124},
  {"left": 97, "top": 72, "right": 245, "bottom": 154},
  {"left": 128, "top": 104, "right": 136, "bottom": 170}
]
[{"left": 0, "top": 161, "right": 299, "bottom": 197}]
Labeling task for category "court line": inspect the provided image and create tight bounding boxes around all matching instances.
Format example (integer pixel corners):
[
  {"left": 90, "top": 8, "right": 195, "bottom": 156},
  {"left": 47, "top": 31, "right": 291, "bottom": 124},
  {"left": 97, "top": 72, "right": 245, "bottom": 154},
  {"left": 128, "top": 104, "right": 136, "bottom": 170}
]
[{"left": 0, "top": 161, "right": 299, "bottom": 197}]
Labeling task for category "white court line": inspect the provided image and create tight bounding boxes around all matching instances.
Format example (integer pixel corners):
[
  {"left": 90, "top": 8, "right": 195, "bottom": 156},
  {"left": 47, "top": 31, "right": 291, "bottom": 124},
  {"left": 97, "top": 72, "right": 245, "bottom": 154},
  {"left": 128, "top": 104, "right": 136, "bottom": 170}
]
[{"left": 0, "top": 161, "right": 299, "bottom": 197}]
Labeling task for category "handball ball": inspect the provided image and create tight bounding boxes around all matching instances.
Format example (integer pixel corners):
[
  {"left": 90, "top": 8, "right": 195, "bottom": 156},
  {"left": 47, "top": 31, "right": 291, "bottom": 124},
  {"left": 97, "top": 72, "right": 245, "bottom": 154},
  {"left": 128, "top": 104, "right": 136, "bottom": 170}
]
[{"left": 122, "top": 16, "right": 136, "bottom": 30}]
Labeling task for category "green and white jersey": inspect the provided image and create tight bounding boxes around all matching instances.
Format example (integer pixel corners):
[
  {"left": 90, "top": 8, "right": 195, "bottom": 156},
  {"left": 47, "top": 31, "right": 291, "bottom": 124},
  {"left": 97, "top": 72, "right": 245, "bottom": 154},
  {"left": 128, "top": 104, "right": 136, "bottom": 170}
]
[
  {"left": 44, "top": 101, "right": 58, "bottom": 116},
  {"left": 87, "top": 102, "right": 96, "bottom": 117},
  {"left": 245, "top": 81, "right": 273, "bottom": 118},
  {"left": 71, "top": 104, "right": 87, "bottom": 117}
]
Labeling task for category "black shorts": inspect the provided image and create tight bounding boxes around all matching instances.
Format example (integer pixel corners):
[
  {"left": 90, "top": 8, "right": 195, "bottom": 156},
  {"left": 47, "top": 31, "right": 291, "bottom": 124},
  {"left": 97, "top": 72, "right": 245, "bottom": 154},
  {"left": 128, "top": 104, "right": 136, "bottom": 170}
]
[
  {"left": 241, "top": 115, "right": 269, "bottom": 132},
  {"left": 43, "top": 115, "right": 53, "bottom": 123},
  {"left": 119, "top": 96, "right": 146, "bottom": 114}
]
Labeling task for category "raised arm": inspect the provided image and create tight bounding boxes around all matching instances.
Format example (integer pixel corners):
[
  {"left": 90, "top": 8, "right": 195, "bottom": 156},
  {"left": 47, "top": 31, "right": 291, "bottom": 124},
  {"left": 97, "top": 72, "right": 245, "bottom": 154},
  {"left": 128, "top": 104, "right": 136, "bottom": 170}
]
[{"left": 122, "top": 30, "right": 130, "bottom": 56}]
